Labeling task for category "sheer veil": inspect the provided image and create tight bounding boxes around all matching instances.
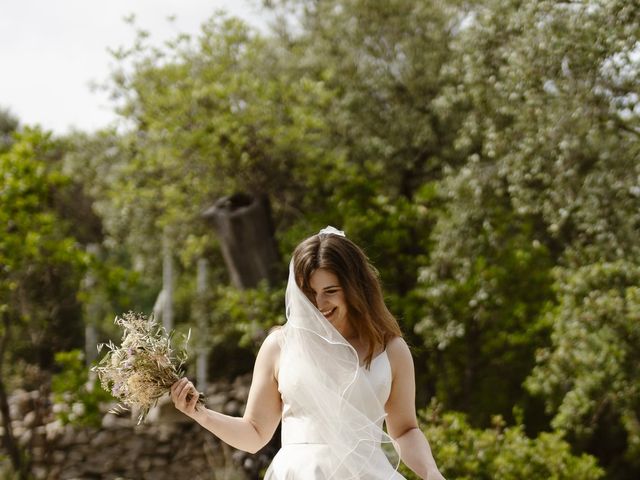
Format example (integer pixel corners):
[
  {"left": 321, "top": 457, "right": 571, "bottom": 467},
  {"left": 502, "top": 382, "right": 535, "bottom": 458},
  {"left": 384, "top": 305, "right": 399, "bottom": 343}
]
[{"left": 278, "top": 244, "right": 401, "bottom": 479}]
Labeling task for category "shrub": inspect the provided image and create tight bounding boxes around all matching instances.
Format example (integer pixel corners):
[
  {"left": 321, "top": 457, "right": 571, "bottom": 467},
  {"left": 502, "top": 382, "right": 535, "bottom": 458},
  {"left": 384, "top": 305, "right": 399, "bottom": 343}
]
[
  {"left": 400, "top": 403, "right": 604, "bottom": 480},
  {"left": 51, "top": 349, "right": 112, "bottom": 427}
]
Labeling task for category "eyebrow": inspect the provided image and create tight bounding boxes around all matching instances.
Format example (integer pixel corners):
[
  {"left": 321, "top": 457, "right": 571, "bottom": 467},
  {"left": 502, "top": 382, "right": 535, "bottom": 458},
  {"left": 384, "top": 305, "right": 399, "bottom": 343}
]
[{"left": 310, "top": 285, "right": 341, "bottom": 293}]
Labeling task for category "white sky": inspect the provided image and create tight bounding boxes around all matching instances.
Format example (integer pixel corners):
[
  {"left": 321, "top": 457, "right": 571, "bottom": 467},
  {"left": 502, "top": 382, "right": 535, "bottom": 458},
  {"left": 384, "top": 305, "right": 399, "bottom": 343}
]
[{"left": 0, "top": 0, "right": 268, "bottom": 135}]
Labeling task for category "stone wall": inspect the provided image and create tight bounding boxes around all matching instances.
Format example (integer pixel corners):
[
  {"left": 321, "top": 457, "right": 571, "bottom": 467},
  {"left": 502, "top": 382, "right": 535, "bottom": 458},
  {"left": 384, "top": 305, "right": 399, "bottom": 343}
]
[{"left": 1, "top": 374, "right": 278, "bottom": 479}]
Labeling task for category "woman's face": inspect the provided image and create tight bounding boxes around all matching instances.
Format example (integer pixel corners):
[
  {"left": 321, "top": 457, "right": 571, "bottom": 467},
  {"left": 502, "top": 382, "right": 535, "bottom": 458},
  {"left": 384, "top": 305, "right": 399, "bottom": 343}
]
[{"left": 308, "top": 268, "right": 349, "bottom": 332}]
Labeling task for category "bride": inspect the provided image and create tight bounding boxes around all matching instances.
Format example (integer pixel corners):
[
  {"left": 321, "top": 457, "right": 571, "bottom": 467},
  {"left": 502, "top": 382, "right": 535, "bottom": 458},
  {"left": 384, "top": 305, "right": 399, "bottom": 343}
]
[{"left": 171, "top": 227, "right": 445, "bottom": 479}]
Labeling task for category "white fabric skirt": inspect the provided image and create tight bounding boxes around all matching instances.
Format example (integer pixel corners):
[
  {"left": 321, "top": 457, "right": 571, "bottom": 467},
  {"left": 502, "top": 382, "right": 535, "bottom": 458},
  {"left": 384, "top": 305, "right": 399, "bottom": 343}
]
[{"left": 264, "top": 443, "right": 405, "bottom": 480}]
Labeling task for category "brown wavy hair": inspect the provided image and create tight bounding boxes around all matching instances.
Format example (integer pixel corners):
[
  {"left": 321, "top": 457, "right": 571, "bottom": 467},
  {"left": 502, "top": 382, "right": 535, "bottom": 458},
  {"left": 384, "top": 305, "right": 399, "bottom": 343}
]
[{"left": 292, "top": 232, "right": 403, "bottom": 368}]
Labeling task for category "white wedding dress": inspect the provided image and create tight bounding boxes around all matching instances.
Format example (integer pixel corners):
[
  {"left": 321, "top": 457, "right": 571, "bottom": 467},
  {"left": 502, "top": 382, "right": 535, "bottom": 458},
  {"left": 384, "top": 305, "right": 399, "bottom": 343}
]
[{"left": 263, "top": 261, "right": 405, "bottom": 479}]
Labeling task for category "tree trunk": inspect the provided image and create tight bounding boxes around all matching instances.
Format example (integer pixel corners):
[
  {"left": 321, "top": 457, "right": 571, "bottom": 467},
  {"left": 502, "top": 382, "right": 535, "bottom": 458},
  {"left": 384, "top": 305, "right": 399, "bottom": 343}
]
[
  {"left": 196, "top": 258, "right": 209, "bottom": 392},
  {"left": 203, "top": 193, "right": 281, "bottom": 289},
  {"left": 161, "top": 229, "right": 174, "bottom": 332},
  {"left": 0, "top": 314, "right": 29, "bottom": 480}
]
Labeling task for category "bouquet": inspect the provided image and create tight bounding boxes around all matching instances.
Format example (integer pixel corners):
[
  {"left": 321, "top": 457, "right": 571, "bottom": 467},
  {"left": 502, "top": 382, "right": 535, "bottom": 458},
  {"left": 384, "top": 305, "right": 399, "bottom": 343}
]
[{"left": 93, "top": 311, "right": 204, "bottom": 424}]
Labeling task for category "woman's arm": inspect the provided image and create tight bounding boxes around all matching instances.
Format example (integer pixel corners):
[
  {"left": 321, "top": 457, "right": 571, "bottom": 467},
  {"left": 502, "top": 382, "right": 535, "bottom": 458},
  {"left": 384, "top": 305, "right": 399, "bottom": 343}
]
[
  {"left": 171, "top": 330, "right": 282, "bottom": 454},
  {"left": 385, "top": 337, "right": 445, "bottom": 480}
]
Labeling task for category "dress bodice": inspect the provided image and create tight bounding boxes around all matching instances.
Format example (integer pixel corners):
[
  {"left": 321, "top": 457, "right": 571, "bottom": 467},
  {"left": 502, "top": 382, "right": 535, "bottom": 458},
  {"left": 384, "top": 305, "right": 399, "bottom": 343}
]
[{"left": 278, "top": 349, "right": 392, "bottom": 445}]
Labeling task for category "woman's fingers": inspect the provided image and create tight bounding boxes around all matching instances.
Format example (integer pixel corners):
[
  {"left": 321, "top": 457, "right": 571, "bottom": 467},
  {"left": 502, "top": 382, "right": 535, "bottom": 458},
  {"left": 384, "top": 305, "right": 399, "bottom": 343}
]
[
  {"left": 171, "top": 377, "right": 186, "bottom": 393},
  {"left": 179, "top": 381, "right": 194, "bottom": 401},
  {"left": 171, "top": 377, "right": 195, "bottom": 410},
  {"left": 170, "top": 378, "right": 185, "bottom": 400},
  {"left": 187, "top": 390, "right": 199, "bottom": 410},
  {"left": 171, "top": 379, "right": 202, "bottom": 417},
  {"left": 170, "top": 379, "right": 180, "bottom": 397}
]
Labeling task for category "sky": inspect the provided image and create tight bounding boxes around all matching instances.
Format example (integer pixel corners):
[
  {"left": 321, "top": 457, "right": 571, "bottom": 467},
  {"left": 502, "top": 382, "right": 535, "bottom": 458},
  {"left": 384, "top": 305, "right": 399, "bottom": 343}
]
[{"left": 0, "top": 0, "right": 269, "bottom": 135}]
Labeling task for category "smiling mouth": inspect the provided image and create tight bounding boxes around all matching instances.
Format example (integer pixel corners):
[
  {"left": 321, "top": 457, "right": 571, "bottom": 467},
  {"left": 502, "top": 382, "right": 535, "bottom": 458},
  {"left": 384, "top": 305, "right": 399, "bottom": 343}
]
[{"left": 320, "top": 307, "right": 337, "bottom": 318}]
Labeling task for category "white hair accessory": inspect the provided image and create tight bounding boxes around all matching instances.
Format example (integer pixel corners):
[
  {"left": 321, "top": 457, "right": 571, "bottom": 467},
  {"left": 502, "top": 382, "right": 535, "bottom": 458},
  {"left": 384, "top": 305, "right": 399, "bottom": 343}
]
[{"left": 318, "top": 225, "right": 345, "bottom": 237}]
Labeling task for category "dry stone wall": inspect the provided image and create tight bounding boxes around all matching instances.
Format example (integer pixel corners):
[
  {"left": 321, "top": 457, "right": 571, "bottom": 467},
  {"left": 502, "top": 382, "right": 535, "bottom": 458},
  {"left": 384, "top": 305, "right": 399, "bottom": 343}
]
[{"left": 1, "top": 374, "right": 278, "bottom": 479}]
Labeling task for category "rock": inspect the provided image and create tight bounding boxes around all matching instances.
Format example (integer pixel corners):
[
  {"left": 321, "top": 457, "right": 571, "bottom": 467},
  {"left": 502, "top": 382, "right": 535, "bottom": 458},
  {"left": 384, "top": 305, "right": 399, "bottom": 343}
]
[
  {"left": 47, "top": 465, "right": 63, "bottom": 479},
  {"left": 233, "top": 373, "right": 250, "bottom": 388},
  {"left": 23, "top": 410, "right": 38, "bottom": 428},
  {"left": 138, "top": 457, "right": 152, "bottom": 472},
  {"left": 67, "top": 449, "right": 84, "bottom": 464},
  {"left": 17, "top": 428, "right": 32, "bottom": 447},
  {"left": 71, "top": 402, "right": 86, "bottom": 417},
  {"left": 59, "top": 467, "right": 83, "bottom": 479},
  {"left": 234, "top": 385, "right": 250, "bottom": 401},
  {"left": 84, "top": 456, "right": 109, "bottom": 474},
  {"left": 9, "top": 389, "right": 31, "bottom": 417},
  {"left": 74, "top": 429, "right": 90, "bottom": 444},
  {"left": 127, "top": 435, "right": 146, "bottom": 456},
  {"left": 58, "top": 424, "right": 78, "bottom": 447},
  {"left": 53, "top": 450, "right": 67, "bottom": 463},
  {"left": 102, "top": 411, "right": 132, "bottom": 429},
  {"left": 144, "top": 468, "right": 168, "bottom": 480},
  {"left": 45, "top": 419, "right": 64, "bottom": 441},
  {"left": 89, "top": 430, "right": 112, "bottom": 447},
  {"left": 232, "top": 449, "right": 246, "bottom": 463},
  {"left": 151, "top": 456, "right": 168, "bottom": 467},
  {"left": 145, "top": 395, "right": 190, "bottom": 424},
  {"left": 243, "top": 456, "right": 256, "bottom": 471},
  {"left": 32, "top": 425, "right": 47, "bottom": 447},
  {"left": 223, "top": 399, "right": 241, "bottom": 416},
  {"left": 155, "top": 424, "right": 176, "bottom": 444},
  {"left": 31, "top": 446, "right": 44, "bottom": 461},
  {"left": 206, "top": 392, "right": 228, "bottom": 410},
  {"left": 9, "top": 386, "right": 257, "bottom": 479},
  {"left": 11, "top": 424, "right": 25, "bottom": 439},
  {"left": 31, "top": 465, "right": 47, "bottom": 480}
]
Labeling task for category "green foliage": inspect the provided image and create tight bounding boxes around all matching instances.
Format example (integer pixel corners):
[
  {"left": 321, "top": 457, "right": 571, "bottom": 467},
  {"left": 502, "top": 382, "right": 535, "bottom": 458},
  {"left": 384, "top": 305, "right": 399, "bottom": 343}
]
[
  {"left": 407, "top": 0, "right": 639, "bottom": 451},
  {"left": 51, "top": 350, "right": 111, "bottom": 428},
  {"left": 399, "top": 404, "right": 603, "bottom": 480},
  {"left": 414, "top": 167, "right": 555, "bottom": 422},
  {"left": 211, "top": 282, "right": 286, "bottom": 351},
  {"left": 72, "top": 14, "right": 340, "bottom": 280},
  {"left": 0, "top": 449, "right": 31, "bottom": 480},
  {"left": 0, "top": 107, "right": 19, "bottom": 153},
  {"left": 0, "top": 128, "right": 88, "bottom": 378},
  {"left": 526, "top": 261, "right": 640, "bottom": 471},
  {"left": 441, "top": 0, "right": 640, "bottom": 265},
  {"left": 269, "top": 0, "right": 463, "bottom": 285}
]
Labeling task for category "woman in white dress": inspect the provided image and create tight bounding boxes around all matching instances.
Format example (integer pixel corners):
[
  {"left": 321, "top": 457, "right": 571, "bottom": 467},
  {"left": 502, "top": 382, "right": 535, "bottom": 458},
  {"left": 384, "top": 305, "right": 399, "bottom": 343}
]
[{"left": 171, "top": 227, "right": 445, "bottom": 479}]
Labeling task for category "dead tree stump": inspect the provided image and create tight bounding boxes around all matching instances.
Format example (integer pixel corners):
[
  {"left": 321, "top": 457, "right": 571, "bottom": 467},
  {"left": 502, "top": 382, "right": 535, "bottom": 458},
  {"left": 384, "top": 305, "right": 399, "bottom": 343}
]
[{"left": 203, "top": 194, "right": 280, "bottom": 289}]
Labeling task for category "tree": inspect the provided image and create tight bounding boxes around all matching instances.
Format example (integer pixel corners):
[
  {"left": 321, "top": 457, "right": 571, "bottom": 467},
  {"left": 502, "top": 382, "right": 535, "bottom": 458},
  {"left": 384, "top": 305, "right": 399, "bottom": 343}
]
[
  {"left": 413, "top": 0, "right": 639, "bottom": 474},
  {"left": 0, "top": 128, "right": 90, "bottom": 374},
  {"left": 415, "top": 168, "right": 555, "bottom": 423},
  {"left": 68, "top": 14, "right": 342, "bottom": 280},
  {"left": 0, "top": 128, "right": 90, "bottom": 477},
  {"left": 526, "top": 262, "right": 640, "bottom": 478},
  {"left": 0, "top": 107, "right": 19, "bottom": 154}
]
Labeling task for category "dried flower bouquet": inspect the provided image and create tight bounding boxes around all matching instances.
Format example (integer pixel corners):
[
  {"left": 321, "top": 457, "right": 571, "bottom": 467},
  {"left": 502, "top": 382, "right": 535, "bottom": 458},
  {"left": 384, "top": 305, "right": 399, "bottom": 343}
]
[{"left": 93, "top": 311, "right": 204, "bottom": 424}]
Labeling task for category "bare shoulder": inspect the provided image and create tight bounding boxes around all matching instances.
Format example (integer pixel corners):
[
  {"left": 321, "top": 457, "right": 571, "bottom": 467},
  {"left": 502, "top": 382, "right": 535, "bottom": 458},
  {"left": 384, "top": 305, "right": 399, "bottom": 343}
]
[
  {"left": 259, "top": 327, "right": 283, "bottom": 357},
  {"left": 385, "top": 336, "right": 414, "bottom": 372},
  {"left": 256, "top": 327, "right": 283, "bottom": 380}
]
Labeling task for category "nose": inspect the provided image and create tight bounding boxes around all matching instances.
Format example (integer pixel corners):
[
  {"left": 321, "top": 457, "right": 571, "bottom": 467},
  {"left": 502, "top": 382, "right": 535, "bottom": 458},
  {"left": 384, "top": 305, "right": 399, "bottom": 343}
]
[{"left": 315, "top": 292, "right": 328, "bottom": 308}]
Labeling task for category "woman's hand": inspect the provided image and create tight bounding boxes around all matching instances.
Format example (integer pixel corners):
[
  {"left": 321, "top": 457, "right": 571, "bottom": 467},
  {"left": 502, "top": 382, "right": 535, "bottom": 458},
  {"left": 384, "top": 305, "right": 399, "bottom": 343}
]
[{"left": 171, "top": 377, "right": 200, "bottom": 417}]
